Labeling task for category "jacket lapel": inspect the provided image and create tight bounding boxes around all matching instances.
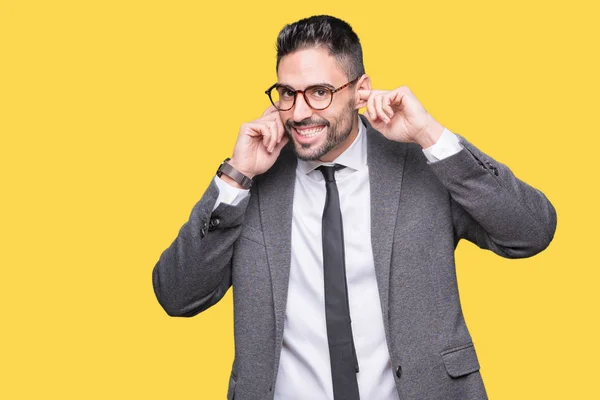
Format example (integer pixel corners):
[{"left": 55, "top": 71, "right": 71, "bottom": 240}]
[
  {"left": 364, "top": 115, "right": 407, "bottom": 341},
  {"left": 256, "top": 145, "right": 297, "bottom": 382}
]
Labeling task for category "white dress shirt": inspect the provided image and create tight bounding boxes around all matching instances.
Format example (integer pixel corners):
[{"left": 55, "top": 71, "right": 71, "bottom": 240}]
[{"left": 213, "top": 118, "right": 462, "bottom": 399}]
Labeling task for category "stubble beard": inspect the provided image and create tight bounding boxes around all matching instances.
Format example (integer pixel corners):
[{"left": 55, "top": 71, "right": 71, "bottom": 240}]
[{"left": 285, "top": 101, "right": 356, "bottom": 162}]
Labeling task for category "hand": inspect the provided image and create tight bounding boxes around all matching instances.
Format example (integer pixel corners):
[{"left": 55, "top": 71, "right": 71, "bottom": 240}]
[
  {"left": 359, "top": 86, "right": 444, "bottom": 148},
  {"left": 228, "top": 105, "right": 289, "bottom": 180}
]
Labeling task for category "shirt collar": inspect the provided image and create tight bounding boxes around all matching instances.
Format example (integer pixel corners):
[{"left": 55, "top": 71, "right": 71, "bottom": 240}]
[{"left": 296, "top": 116, "right": 367, "bottom": 175}]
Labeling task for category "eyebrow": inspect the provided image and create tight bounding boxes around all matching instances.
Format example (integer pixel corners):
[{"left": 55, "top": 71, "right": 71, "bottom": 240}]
[{"left": 277, "top": 82, "right": 337, "bottom": 90}]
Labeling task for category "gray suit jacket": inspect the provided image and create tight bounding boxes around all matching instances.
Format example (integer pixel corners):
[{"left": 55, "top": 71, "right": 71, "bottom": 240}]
[{"left": 153, "top": 115, "right": 556, "bottom": 399}]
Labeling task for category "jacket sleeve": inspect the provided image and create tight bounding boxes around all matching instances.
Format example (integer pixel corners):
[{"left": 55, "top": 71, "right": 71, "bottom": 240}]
[
  {"left": 152, "top": 179, "right": 251, "bottom": 317},
  {"left": 428, "top": 135, "right": 557, "bottom": 258}
]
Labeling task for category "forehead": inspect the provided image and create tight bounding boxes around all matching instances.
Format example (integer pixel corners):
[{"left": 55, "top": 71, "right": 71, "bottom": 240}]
[{"left": 277, "top": 47, "right": 347, "bottom": 88}]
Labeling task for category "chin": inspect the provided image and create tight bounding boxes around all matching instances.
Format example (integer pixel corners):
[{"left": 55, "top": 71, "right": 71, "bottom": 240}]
[
  {"left": 293, "top": 144, "right": 323, "bottom": 161},
  {"left": 287, "top": 133, "right": 324, "bottom": 161}
]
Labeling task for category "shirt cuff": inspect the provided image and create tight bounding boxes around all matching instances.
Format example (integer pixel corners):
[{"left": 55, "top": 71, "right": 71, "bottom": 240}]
[
  {"left": 212, "top": 176, "right": 250, "bottom": 211},
  {"left": 422, "top": 127, "right": 463, "bottom": 163}
]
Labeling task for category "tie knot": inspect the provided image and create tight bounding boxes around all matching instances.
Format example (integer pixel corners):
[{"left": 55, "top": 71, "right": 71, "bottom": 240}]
[{"left": 317, "top": 164, "right": 345, "bottom": 182}]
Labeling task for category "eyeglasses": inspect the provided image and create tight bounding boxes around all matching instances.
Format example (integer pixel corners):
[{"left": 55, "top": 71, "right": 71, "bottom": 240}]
[{"left": 265, "top": 77, "right": 359, "bottom": 111}]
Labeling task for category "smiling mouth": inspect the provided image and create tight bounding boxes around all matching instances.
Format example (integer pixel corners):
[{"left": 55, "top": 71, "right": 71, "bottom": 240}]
[{"left": 294, "top": 125, "right": 326, "bottom": 137}]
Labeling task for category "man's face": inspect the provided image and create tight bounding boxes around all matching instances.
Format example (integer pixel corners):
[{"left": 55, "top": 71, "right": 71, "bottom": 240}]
[{"left": 277, "top": 47, "right": 357, "bottom": 162}]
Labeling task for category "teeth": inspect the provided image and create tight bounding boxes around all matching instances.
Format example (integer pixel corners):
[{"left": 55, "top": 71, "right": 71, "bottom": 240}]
[{"left": 296, "top": 126, "right": 324, "bottom": 137}]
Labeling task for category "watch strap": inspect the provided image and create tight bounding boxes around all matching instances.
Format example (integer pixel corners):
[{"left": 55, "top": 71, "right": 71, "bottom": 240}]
[{"left": 217, "top": 158, "right": 253, "bottom": 189}]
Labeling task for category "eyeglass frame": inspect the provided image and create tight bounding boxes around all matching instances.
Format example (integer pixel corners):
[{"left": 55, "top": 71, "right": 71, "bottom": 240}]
[{"left": 265, "top": 77, "right": 360, "bottom": 111}]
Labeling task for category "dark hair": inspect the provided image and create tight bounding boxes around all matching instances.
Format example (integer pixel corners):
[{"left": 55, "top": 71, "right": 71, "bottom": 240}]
[{"left": 276, "top": 15, "right": 365, "bottom": 81}]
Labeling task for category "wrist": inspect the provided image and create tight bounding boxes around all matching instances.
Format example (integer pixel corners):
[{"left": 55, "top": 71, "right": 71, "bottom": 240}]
[
  {"left": 216, "top": 158, "right": 253, "bottom": 189},
  {"left": 415, "top": 117, "right": 444, "bottom": 149},
  {"left": 228, "top": 158, "right": 255, "bottom": 179},
  {"left": 219, "top": 174, "right": 246, "bottom": 190}
]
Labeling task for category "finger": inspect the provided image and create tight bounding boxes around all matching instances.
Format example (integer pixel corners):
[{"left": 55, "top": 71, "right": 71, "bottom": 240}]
[
  {"left": 262, "top": 104, "right": 279, "bottom": 116},
  {"left": 256, "top": 122, "right": 271, "bottom": 149},
  {"left": 273, "top": 114, "right": 285, "bottom": 143},
  {"left": 366, "top": 93, "right": 377, "bottom": 121},
  {"left": 266, "top": 120, "right": 278, "bottom": 152},
  {"left": 357, "top": 89, "right": 371, "bottom": 101},
  {"left": 243, "top": 122, "right": 264, "bottom": 137},
  {"left": 258, "top": 114, "right": 285, "bottom": 149},
  {"left": 272, "top": 134, "right": 289, "bottom": 154},
  {"left": 382, "top": 95, "right": 395, "bottom": 119},
  {"left": 390, "top": 89, "right": 405, "bottom": 108},
  {"left": 374, "top": 95, "right": 390, "bottom": 124},
  {"left": 263, "top": 113, "right": 285, "bottom": 142}
]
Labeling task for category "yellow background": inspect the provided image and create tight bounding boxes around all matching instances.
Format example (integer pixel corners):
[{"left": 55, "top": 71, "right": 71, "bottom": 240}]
[{"left": 1, "top": 0, "right": 598, "bottom": 398}]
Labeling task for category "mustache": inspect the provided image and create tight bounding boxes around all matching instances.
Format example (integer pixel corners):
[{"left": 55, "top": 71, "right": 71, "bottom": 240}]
[{"left": 286, "top": 118, "right": 330, "bottom": 129}]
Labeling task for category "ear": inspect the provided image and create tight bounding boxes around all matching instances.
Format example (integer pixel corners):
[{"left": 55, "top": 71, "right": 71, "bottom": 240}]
[{"left": 354, "top": 74, "right": 372, "bottom": 110}]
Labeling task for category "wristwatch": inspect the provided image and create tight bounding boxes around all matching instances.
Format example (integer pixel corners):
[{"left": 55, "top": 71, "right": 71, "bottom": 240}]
[{"left": 216, "top": 158, "right": 253, "bottom": 189}]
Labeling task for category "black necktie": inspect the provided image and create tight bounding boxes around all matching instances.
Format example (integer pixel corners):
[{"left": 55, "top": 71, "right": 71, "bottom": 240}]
[{"left": 317, "top": 165, "right": 360, "bottom": 400}]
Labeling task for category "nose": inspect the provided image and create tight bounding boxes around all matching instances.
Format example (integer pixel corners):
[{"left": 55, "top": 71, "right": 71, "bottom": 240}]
[{"left": 292, "top": 93, "right": 313, "bottom": 122}]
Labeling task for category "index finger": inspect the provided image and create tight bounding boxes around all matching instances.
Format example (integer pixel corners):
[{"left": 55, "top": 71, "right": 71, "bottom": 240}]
[
  {"left": 357, "top": 89, "right": 371, "bottom": 101},
  {"left": 262, "top": 104, "right": 279, "bottom": 116}
]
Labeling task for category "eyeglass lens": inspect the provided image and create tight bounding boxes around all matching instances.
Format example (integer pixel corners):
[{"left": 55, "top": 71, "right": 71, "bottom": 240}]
[{"left": 271, "top": 86, "right": 332, "bottom": 111}]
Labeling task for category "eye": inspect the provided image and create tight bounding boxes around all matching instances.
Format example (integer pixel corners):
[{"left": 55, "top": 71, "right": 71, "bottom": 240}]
[
  {"left": 309, "top": 87, "right": 330, "bottom": 99},
  {"left": 278, "top": 87, "right": 296, "bottom": 99}
]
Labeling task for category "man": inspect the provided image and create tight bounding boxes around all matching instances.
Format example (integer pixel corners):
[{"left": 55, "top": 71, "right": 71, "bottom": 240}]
[{"left": 152, "top": 15, "right": 556, "bottom": 400}]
